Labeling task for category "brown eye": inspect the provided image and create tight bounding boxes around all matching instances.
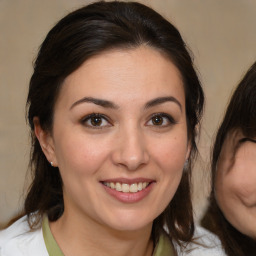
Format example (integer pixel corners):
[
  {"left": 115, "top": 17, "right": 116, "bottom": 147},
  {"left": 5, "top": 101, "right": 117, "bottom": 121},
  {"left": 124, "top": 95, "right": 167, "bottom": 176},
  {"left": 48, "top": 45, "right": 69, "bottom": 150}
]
[
  {"left": 82, "top": 113, "right": 111, "bottom": 128},
  {"left": 91, "top": 116, "right": 102, "bottom": 126},
  {"left": 152, "top": 115, "right": 163, "bottom": 125},
  {"left": 146, "top": 113, "right": 176, "bottom": 127}
]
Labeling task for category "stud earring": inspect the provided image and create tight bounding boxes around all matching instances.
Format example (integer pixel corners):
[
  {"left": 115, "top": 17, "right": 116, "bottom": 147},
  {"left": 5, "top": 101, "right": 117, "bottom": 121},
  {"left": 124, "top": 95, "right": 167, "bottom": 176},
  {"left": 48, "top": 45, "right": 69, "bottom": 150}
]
[
  {"left": 183, "top": 159, "right": 189, "bottom": 172},
  {"left": 50, "top": 161, "right": 54, "bottom": 167}
]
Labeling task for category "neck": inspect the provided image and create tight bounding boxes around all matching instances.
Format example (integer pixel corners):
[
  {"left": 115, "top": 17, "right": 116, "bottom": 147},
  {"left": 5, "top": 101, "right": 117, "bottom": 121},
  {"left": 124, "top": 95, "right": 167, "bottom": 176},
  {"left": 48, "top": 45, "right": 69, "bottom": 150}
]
[{"left": 50, "top": 210, "right": 154, "bottom": 256}]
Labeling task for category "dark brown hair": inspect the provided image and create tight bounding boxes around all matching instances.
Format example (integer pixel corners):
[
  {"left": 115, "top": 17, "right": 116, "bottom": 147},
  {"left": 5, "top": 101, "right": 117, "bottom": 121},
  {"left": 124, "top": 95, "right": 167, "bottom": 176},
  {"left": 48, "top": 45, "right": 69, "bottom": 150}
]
[
  {"left": 202, "top": 61, "right": 256, "bottom": 255},
  {"left": 25, "top": 0, "right": 204, "bottom": 250}
]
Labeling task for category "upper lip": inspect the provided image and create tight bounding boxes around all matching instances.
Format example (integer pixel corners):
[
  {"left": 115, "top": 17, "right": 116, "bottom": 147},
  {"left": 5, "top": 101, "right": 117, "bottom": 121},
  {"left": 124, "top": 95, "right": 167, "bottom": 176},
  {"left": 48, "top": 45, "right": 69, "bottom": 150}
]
[{"left": 100, "top": 177, "right": 155, "bottom": 184}]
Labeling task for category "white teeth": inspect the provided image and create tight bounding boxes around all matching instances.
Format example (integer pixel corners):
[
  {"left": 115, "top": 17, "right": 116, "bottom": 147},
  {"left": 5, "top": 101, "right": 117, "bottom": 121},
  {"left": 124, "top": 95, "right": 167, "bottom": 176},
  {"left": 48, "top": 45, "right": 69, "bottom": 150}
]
[
  {"left": 122, "top": 184, "right": 130, "bottom": 193},
  {"left": 129, "top": 183, "right": 138, "bottom": 193},
  {"left": 116, "top": 182, "right": 122, "bottom": 191},
  {"left": 103, "top": 181, "right": 150, "bottom": 193}
]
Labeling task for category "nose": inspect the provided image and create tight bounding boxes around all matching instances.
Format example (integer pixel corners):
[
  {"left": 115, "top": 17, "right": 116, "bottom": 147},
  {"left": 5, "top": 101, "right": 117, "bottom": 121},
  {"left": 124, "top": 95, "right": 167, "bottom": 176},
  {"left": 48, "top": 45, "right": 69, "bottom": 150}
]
[{"left": 111, "top": 126, "right": 149, "bottom": 171}]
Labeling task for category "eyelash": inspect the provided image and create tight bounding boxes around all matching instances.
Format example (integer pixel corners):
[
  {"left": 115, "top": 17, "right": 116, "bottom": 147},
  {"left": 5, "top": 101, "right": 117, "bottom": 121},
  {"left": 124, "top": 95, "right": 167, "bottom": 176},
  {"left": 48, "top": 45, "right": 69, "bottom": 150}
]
[
  {"left": 81, "top": 113, "right": 112, "bottom": 129},
  {"left": 80, "top": 112, "right": 176, "bottom": 129},
  {"left": 146, "top": 113, "right": 177, "bottom": 127}
]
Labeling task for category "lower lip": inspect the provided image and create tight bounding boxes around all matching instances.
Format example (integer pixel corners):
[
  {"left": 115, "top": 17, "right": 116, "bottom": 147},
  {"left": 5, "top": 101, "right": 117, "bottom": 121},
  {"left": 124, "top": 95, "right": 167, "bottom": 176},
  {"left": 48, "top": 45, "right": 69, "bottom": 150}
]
[{"left": 101, "top": 182, "right": 155, "bottom": 203}]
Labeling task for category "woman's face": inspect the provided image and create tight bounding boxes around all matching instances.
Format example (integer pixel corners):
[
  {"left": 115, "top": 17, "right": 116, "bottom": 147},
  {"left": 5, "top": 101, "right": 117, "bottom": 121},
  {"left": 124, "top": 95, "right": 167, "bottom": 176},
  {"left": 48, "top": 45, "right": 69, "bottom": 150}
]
[
  {"left": 38, "top": 46, "right": 190, "bottom": 232},
  {"left": 215, "top": 130, "right": 256, "bottom": 239}
]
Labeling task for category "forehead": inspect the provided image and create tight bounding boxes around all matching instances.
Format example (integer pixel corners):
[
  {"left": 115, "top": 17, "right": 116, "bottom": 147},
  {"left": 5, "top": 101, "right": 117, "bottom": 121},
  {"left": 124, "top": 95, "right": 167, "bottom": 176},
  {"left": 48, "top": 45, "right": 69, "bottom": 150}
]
[{"left": 56, "top": 46, "right": 185, "bottom": 109}]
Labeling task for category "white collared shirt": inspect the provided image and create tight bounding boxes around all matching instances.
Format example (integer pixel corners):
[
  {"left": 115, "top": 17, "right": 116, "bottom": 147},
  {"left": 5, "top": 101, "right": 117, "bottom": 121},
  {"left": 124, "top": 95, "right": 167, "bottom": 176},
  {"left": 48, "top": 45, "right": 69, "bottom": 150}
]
[{"left": 0, "top": 215, "right": 226, "bottom": 256}]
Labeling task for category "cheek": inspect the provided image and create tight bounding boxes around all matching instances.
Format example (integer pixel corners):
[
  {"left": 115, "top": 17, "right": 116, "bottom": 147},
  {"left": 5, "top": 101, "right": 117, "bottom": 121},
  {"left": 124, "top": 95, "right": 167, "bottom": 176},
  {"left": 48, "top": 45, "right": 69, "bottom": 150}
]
[
  {"left": 215, "top": 169, "right": 229, "bottom": 212},
  {"left": 230, "top": 165, "right": 256, "bottom": 208},
  {"left": 217, "top": 160, "right": 256, "bottom": 208},
  {"left": 216, "top": 142, "right": 256, "bottom": 209},
  {"left": 151, "top": 135, "right": 188, "bottom": 169},
  {"left": 148, "top": 134, "right": 188, "bottom": 196},
  {"left": 54, "top": 134, "right": 110, "bottom": 176},
  {"left": 215, "top": 155, "right": 234, "bottom": 208}
]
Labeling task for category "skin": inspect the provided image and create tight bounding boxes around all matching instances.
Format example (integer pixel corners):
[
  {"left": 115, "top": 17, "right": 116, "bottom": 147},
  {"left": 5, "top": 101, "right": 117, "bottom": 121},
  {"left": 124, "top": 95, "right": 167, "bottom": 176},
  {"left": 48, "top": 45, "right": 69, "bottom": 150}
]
[
  {"left": 215, "top": 130, "right": 256, "bottom": 240},
  {"left": 35, "top": 46, "right": 190, "bottom": 256}
]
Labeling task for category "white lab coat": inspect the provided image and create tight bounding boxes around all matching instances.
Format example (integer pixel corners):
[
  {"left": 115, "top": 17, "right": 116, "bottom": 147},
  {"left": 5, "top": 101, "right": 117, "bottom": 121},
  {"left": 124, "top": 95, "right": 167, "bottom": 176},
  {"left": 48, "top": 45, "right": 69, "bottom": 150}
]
[{"left": 0, "top": 215, "right": 226, "bottom": 256}]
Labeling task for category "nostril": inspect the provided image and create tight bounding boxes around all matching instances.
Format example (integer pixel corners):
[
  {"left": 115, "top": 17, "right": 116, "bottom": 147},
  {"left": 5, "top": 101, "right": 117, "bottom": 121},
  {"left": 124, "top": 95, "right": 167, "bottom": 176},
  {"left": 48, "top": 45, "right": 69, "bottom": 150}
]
[{"left": 110, "top": 132, "right": 150, "bottom": 171}]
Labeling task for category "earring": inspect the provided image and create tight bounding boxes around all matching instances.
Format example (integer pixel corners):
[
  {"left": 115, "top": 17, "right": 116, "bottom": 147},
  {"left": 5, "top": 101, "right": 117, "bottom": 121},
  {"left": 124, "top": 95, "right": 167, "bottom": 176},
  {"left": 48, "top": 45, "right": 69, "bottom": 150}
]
[
  {"left": 50, "top": 161, "right": 54, "bottom": 167},
  {"left": 183, "top": 159, "right": 189, "bottom": 172}
]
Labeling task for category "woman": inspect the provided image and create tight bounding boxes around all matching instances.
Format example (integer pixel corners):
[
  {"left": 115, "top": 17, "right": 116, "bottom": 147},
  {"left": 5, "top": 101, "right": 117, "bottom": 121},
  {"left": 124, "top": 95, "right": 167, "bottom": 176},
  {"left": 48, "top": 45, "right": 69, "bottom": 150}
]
[
  {"left": 202, "top": 61, "right": 256, "bottom": 255},
  {"left": 0, "top": 1, "right": 224, "bottom": 255}
]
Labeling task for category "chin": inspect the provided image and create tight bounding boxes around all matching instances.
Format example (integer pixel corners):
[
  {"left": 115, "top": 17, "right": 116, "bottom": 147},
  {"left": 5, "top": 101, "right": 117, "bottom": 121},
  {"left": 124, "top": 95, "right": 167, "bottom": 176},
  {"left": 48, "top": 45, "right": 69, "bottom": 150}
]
[{"left": 104, "top": 211, "right": 154, "bottom": 232}]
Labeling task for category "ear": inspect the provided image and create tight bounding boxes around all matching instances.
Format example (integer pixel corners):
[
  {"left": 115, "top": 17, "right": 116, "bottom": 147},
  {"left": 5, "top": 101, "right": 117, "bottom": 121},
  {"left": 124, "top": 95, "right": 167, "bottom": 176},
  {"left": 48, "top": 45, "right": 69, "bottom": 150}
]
[{"left": 33, "top": 117, "right": 58, "bottom": 167}]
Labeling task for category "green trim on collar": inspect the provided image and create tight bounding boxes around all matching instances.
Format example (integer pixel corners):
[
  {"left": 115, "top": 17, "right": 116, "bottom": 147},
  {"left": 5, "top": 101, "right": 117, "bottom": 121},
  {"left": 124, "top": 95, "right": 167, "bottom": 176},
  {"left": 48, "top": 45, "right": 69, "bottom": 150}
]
[
  {"left": 42, "top": 216, "right": 174, "bottom": 256},
  {"left": 42, "top": 216, "right": 64, "bottom": 256},
  {"left": 153, "top": 233, "right": 175, "bottom": 256}
]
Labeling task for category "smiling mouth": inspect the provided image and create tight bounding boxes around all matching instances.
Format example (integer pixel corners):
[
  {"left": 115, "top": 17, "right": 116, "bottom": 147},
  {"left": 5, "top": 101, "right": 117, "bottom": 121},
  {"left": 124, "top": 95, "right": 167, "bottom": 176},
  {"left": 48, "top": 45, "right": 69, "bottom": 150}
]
[{"left": 102, "top": 181, "right": 150, "bottom": 193}]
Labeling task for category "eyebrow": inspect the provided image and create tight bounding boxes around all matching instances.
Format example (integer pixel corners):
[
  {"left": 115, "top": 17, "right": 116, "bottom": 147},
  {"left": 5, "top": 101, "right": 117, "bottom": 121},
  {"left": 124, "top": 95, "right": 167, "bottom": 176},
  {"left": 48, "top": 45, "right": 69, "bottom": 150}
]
[
  {"left": 70, "top": 97, "right": 119, "bottom": 110},
  {"left": 70, "top": 96, "right": 182, "bottom": 111},
  {"left": 145, "top": 96, "right": 182, "bottom": 111}
]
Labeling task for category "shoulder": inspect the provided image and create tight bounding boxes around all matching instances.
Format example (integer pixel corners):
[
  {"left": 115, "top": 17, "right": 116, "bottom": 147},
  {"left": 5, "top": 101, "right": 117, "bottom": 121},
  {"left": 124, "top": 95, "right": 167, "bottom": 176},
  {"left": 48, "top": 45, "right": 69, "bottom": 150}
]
[
  {"left": 0, "top": 216, "right": 30, "bottom": 243},
  {"left": 0, "top": 215, "right": 48, "bottom": 256},
  {"left": 175, "top": 226, "right": 227, "bottom": 256},
  {"left": 194, "top": 225, "right": 223, "bottom": 248}
]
